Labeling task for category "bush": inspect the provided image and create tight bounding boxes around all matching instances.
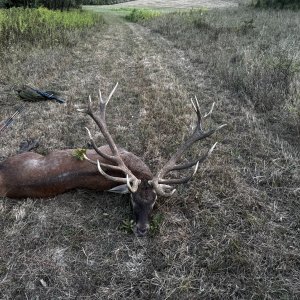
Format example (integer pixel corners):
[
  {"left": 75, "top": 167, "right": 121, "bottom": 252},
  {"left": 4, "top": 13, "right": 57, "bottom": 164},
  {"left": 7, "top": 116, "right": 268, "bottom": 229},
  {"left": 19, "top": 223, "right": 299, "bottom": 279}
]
[
  {"left": 253, "top": 0, "right": 300, "bottom": 9},
  {"left": 125, "top": 8, "right": 161, "bottom": 22}
]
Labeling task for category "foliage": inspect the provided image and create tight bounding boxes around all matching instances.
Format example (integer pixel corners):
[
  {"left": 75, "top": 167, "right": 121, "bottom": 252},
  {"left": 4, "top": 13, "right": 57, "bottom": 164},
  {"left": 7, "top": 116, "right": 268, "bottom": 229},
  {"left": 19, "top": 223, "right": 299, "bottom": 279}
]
[
  {"left": 72, "top": 148, "right": 87, "bottom": 160},
  {"left": 0, "top": 7, "right": 103, "bottom": 48},
  {"left": 149, "top": 213, "right": 164, "bottom": 235},
  {"left": 125, "top": 8, "right": 161, "bottom": 22},
  {"left": 252, "top": 0, "right": 300, "bottom": 9},
  {"left": 120, "top": 218, "right": 134, "bottom": 233},
  {"left": 2, "top": 0, "right": 83, "bottom": 10}
]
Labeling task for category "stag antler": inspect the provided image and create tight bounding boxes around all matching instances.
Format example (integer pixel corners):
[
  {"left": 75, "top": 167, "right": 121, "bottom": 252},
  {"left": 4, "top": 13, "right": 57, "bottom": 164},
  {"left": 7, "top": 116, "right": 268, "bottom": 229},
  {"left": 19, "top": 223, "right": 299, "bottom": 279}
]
[
  {"left": 149, "top": 97, "right": 226, "bottom": 197},
  {"left": 82, "top": 83, "right": 141, "bottom": 193}
]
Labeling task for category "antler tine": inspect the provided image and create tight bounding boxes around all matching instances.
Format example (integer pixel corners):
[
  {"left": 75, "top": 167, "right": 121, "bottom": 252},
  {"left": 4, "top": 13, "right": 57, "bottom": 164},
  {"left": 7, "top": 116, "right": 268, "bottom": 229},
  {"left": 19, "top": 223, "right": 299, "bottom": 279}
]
[
  {"left": 86, "top": 92, "right": 119, "bottom": 157},
  {"left": 83, "top": 153, "right": 125, "bottom": 172},
  {"left": 150, "top": 98, "right": 226, "bottom": 197},
  {"left": 107, "top": 82, "right": 119, "bottom": 104},
  {"left": 98, "top": 82, "right": 118, "bottom": 119},
  {"left": 191, "top": 96, "right": 202, "bottom": 125},
  {"left": 158, "top": 161, "right": 200, "bottom": 185},
  {"left": 85, "top": 127, "right": 116, "bottom": 163},
  {"left": 166, "top": 142, "right": 218, "bottom": 172},
  {"left": 97, "top": 160, "right": 127, "bottom": 183},
  {"left": 96, "top": 161, "right": 139, "bottom": 193},
  {"left": 191, "top": 98, "right": 216, "bottom": 129},
  {"left": 203, "top": 102, "right": 215, "bottom": 119}
]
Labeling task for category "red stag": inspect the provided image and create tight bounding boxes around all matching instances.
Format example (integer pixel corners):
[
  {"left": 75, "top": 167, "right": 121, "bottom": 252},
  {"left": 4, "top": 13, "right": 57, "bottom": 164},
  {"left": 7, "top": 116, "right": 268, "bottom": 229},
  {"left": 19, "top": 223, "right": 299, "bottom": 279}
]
[{"left": 0, "top": 84, "right": 225, "bottom": 236}]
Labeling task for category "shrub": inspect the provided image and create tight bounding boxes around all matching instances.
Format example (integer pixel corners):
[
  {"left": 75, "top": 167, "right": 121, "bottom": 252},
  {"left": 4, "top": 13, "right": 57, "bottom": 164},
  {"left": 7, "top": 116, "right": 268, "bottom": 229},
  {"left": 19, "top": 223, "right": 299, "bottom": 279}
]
[
  {"left": 125, "top": 8, "right": 161, "bottom": 22},
  {"left": 253, "top": 0, "right": 300, "bottom": 9}
]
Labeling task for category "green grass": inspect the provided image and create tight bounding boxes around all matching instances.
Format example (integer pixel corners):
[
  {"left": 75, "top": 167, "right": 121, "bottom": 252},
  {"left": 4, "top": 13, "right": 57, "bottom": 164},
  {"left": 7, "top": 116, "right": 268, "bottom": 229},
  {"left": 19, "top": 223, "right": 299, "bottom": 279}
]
[{"left": 0, "top": 7, "right": 103, "bottom": 48}]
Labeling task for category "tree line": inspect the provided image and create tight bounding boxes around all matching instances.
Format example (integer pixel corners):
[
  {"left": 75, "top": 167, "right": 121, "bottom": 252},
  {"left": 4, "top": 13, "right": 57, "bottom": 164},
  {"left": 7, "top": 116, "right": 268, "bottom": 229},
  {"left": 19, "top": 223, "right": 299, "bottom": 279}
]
[
  {"left": 0, "top": 0, "right": 82, "bottom": 9},
  {"left": 253, "top": 0, "right": 300, "bottom": 9},
  {"left": 0, "top": 0, "right": 132, "bottom": 8}
]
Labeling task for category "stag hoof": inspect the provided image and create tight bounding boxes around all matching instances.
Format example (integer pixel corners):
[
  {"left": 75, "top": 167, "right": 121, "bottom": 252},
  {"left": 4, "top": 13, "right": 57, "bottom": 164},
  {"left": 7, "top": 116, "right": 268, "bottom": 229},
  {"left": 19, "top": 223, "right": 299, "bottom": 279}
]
[{"left": 17, "top": 139, "right": 39, "bottom": 154}]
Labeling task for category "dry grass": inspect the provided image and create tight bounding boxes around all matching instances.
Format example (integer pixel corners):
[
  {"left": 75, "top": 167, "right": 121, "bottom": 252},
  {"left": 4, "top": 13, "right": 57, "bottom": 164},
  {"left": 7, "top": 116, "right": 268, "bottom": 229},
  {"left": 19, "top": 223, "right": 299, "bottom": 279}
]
[{"left": 0, "top": 5, "right": 300, "bottom": 300}]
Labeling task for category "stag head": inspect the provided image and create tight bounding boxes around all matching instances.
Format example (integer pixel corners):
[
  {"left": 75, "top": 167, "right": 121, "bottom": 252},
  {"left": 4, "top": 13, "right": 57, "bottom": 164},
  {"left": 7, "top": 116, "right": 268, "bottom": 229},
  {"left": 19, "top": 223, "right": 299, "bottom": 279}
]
[{"left": 80, "top": 83, "right": 226, "bottom": 237}]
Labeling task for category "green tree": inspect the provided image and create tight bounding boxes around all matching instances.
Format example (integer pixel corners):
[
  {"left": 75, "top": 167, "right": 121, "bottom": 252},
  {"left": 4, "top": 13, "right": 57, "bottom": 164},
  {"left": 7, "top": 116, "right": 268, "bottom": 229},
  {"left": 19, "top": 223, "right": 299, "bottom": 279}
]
[
  {"left": 3, "top": 0, "right": 83, "bottom": 9},
  {"left": 253, "top": 0, "right": 300, "bottom": 9}
]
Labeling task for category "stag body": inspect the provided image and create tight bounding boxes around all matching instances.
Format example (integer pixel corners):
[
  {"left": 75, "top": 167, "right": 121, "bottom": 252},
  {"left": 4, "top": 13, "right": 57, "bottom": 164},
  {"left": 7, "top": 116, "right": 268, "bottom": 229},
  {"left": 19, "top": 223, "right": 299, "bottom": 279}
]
[{"left": 0, "top": 146, "right": 152, "bottom": 198}]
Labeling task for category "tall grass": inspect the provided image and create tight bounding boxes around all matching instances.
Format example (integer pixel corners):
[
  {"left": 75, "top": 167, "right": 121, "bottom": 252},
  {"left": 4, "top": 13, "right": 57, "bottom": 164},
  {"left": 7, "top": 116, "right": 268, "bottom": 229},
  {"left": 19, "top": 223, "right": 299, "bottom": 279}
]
[{"left": 0, "top": 7, "right": 103, "bottom": 48}]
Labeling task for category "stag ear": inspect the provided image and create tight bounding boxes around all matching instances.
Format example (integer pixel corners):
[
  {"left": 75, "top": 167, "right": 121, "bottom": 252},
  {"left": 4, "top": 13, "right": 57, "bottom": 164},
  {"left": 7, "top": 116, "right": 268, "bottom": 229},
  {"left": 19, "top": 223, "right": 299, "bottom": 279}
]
[{"left": 108, "top": 184, "right": 129, "bottom": 194}]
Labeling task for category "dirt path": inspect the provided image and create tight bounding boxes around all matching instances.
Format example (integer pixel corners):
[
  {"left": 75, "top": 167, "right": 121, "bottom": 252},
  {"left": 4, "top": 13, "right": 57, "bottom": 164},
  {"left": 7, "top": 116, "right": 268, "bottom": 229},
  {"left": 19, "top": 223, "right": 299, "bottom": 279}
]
[{"left": 100, "top": 0, "right": 238, "bottom": 9}]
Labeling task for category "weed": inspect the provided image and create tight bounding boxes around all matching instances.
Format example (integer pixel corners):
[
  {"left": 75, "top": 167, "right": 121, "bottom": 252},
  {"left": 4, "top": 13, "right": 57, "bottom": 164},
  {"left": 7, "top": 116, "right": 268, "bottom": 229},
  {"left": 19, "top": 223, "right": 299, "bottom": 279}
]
[
  {"left": 72, "top": 148, "right": 87, "bottom": 160},
  {"left": 120, "top": 218, "right": 134, "bottom": 233},
  {"left": 149, "top": 212, "right": 164, "bottom": 235}
]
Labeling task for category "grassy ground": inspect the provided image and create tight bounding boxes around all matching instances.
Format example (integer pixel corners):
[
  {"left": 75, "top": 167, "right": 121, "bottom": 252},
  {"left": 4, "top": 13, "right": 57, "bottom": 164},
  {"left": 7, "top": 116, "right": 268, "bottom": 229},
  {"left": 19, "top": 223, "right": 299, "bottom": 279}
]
[{"left": 0, "top": 3, "right": 300, "bottom": 300}]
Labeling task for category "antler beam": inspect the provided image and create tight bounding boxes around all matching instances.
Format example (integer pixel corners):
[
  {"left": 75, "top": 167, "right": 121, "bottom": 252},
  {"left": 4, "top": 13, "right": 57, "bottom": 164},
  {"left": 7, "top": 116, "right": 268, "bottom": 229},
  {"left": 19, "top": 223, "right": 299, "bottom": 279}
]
[
  {"left": 83, "top": 83, "right": 141, "bottom": 193},
  {"left": 150, "top": 97, "right": 226, "bottom": 197}
]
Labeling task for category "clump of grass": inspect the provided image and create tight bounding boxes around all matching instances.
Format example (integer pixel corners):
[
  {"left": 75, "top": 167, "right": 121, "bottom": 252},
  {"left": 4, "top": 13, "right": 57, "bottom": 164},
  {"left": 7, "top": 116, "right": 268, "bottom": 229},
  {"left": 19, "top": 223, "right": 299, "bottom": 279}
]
[
  {"left": 120, "top": 218, "right": 134, "bottom": 233},
  {"left": 149, "top": 213, "right": 164, "bottom": 235},
  {"left": 125, "top": 8, "right": 161, "bottom": 22},
  {"left": 0, "top": 7, "right": 103, "bottom": 48}
]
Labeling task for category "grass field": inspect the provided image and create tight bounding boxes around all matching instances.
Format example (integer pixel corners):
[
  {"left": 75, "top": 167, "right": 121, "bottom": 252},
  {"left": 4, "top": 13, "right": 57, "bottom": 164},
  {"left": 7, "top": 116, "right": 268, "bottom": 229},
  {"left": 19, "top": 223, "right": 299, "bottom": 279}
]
[{"left": 0, "top": 1, "right": 299, "bottom": 299}]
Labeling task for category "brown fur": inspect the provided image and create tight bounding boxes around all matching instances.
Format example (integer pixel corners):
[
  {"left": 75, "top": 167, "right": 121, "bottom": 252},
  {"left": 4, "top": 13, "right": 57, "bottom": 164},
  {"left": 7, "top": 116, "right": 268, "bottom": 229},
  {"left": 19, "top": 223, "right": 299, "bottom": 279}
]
[{"left": 0, "top": 145, "right": 153, "bottom": 198}]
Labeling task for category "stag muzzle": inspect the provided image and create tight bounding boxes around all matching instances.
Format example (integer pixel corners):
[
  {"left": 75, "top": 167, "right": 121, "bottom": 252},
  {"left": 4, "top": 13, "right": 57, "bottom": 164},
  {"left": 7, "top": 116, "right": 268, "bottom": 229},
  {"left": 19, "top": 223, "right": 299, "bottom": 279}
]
[
  {"left": 132, "top": 201, "right": 152, "bottom": 237},
  {"left": 130, "top": 183, "right": 157, "bottom": 237},
  {"left": 134, "top": 223, "right": 150, "bottom": 237}
]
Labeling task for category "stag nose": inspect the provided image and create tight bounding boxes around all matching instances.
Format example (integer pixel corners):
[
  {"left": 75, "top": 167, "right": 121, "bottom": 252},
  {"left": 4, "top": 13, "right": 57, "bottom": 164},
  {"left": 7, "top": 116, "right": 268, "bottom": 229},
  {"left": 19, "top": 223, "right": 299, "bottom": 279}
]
[{"left": 136, "top": 226, "right": 148, "bottom": 237}]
